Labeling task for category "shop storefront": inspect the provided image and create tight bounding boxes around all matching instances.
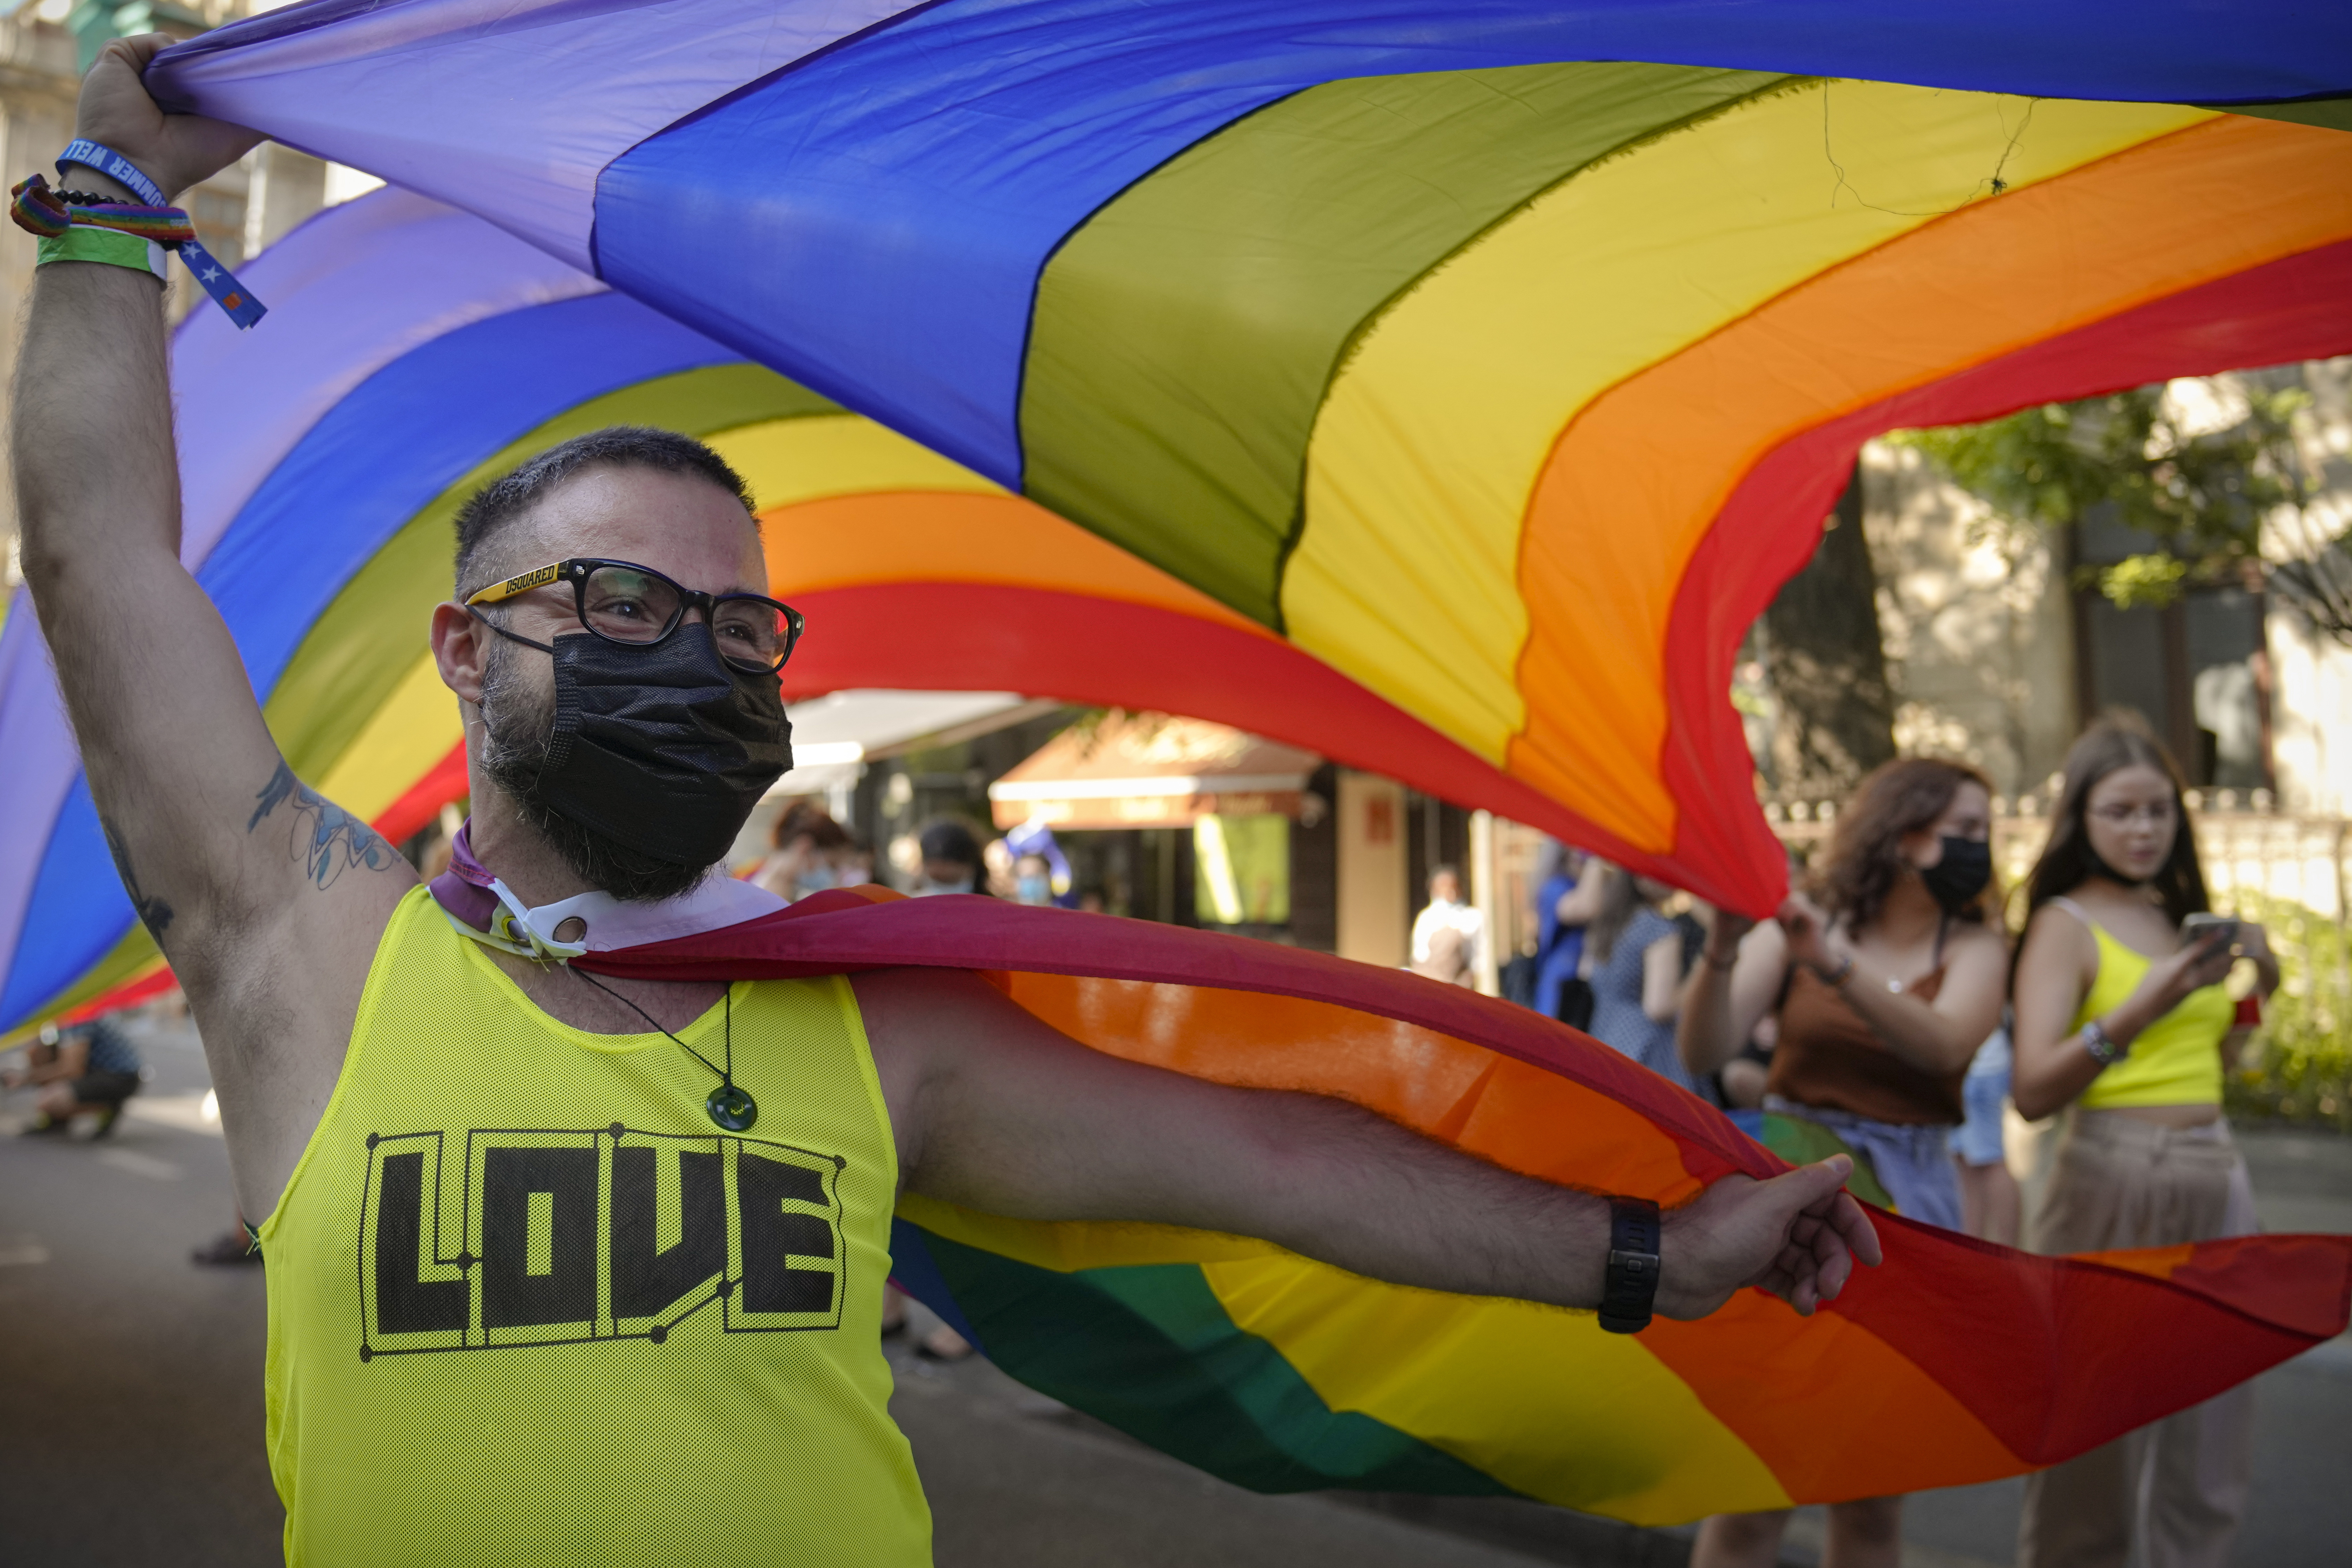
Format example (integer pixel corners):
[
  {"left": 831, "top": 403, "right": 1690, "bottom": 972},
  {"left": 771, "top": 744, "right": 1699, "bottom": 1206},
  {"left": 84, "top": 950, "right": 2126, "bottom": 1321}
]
[{"left": 988, "top": 713, "right": 1321, "bottom": 940}]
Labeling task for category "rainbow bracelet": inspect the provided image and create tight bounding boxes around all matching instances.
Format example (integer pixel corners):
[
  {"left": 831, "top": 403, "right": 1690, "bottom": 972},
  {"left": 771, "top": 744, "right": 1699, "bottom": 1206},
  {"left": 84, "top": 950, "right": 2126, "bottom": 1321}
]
[{"left": 10, "top": 156, "right": 267, "bottom": 329}]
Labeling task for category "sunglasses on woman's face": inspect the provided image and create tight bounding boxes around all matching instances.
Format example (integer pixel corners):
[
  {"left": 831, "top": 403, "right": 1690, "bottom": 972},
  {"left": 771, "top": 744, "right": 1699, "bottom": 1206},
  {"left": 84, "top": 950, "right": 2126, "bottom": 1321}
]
[{"left": 464, "top": 558, "right": 805, "bottom": 673}]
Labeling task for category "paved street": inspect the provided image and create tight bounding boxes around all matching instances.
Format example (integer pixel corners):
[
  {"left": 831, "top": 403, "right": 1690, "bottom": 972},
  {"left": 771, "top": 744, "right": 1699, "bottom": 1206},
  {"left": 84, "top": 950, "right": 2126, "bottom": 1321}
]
[{"left": 2, "top": 1011, "right": 2346, "bottom": 1567}]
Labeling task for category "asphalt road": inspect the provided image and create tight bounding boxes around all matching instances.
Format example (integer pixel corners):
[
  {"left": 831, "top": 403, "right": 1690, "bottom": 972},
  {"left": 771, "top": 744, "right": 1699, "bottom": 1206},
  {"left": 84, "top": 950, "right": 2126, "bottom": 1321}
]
[{"left": 2, "top": 1011, "right": 2346, "bottom": 1567}]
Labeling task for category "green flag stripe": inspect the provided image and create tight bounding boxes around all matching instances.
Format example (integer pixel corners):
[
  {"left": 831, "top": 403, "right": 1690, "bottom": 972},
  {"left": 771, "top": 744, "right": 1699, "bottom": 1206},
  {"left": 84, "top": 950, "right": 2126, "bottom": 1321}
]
[
  {"left": 917, "top": 1225, "right": 1514, "bottom": 1497},
  {"left": 1020, "top": 62, "right": 1793, "bottom": 627}
]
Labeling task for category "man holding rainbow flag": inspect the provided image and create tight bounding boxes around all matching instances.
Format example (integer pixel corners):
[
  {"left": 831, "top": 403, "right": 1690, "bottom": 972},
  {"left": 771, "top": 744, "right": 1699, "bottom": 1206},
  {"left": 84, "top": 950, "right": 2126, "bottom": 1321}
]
[
  {"left": 13, "top": 32, "right": 2349, "bottom": 1568},
  {"left": 11, "top": 38, "right": 1878, "bottom": 1567}
]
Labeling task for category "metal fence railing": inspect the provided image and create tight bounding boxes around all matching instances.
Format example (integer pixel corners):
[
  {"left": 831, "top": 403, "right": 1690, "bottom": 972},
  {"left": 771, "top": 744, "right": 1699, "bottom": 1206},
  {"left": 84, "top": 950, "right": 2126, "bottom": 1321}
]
[{"left": 1762, "top": 792, "right": 2352, "bottom": 926}]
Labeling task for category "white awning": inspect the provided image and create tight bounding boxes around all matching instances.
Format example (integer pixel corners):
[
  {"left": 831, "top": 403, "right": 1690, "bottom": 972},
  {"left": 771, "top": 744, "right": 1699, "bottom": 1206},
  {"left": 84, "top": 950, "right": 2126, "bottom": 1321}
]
[{"left": 767, "top": 690, "right": 1057, "bottom": 797}]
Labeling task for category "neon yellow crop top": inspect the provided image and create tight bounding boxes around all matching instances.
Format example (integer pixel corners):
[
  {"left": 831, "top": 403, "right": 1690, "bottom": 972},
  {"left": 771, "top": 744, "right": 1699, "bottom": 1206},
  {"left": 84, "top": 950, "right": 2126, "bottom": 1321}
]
[{"left": 2063, "top": 906, "right": 2234, "bottom": 1110}]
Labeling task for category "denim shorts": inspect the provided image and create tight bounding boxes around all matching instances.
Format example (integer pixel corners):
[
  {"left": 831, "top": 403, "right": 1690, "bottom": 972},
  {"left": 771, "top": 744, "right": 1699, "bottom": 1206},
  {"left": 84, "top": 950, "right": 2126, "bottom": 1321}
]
[
  {"left": 1953, "top": 1029, "right": 2012, "bottom": 1168},
  {"left": 1761, "top": 1097, "right": 1964, "bottom": 1230}
]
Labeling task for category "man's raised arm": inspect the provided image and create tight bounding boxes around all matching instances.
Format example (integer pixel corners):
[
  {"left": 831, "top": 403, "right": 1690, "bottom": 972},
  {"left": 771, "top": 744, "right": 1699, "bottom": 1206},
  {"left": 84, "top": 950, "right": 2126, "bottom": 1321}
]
[{"left": 13, "top": 39, "right": 412, "bottom": 1214}]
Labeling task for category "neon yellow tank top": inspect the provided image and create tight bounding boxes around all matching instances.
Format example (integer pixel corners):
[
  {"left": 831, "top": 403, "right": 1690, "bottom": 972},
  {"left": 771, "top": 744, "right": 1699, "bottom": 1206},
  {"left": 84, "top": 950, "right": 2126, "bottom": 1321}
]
[
  {"left": 258, "top": 887, "right": 930, "bottom": 1566},
  {"left": 2066, "top": 910, "right": 2233, "bottom": 1110}
]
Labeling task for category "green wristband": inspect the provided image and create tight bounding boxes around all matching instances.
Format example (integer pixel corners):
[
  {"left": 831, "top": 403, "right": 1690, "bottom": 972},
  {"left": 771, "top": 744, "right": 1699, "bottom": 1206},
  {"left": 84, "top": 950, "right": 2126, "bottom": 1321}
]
[{"left": 36, "top": 224, "right": 168, "bottom": 282}]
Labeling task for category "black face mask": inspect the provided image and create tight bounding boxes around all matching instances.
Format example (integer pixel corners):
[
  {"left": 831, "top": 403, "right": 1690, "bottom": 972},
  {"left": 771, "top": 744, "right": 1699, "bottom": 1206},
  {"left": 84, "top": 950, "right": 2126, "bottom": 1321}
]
[
  {"left": 490, "top": 621, "right": 791, "bottom": 871},
  {"left": 1920, "top": 835, "right": 1991, "bottom": 915}
]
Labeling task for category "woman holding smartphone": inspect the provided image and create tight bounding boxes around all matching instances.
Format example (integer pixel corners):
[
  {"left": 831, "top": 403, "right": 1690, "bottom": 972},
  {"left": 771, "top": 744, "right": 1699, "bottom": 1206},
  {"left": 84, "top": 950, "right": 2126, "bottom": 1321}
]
[{"left": 2010, "top": 717, "right": 2277, "bottom": 1568}]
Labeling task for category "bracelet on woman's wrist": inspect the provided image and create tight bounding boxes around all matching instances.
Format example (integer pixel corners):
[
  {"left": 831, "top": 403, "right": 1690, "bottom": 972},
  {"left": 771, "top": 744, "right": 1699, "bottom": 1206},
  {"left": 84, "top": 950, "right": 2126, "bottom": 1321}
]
[
  {"left": 2081, "top": 1018, "right": 2128, "bottom": 1067},
  {"left": 1818, "top": 952, "right": 1856, "bottom": 989}
]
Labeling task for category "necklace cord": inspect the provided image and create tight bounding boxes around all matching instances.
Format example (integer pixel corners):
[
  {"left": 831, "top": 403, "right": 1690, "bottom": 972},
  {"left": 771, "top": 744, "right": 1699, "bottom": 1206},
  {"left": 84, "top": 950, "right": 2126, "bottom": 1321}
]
[{"left": 571, "top": 965, "right": 733, "bottom": 1090}]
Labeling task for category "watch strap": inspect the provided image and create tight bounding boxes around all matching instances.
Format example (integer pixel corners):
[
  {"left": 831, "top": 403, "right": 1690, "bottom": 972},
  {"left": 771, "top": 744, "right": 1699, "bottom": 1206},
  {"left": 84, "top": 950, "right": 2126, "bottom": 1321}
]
[{"left": 1598, "top": 1196, "right": 1662, "bottom": 1334}]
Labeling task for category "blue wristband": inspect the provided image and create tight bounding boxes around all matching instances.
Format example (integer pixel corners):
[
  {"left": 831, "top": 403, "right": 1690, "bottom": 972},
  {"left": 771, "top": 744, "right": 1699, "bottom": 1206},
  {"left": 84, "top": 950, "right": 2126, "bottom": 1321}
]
[
  {"left": 57, "top": 138, "right": 167, "bottom": 207},
  {"left": 172, "top": 234, "right": 267, "bottom": 330},
  {"left": 48, "top": 140, "right": 268, "bottom": 329}
]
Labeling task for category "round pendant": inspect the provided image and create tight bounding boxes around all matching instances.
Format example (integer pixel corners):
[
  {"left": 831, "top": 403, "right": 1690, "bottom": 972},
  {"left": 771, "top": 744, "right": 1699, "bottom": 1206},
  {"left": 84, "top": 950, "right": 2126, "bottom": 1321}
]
[{"left": 706, "top": 1083, "right": 758, "bottom": 1132}]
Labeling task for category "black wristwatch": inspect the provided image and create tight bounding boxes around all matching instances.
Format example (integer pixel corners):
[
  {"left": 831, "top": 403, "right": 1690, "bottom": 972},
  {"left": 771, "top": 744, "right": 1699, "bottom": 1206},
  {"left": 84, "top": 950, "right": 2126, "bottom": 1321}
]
[{"left": 1598, "top": 1197, "right": 1663, "bottom": 1334}]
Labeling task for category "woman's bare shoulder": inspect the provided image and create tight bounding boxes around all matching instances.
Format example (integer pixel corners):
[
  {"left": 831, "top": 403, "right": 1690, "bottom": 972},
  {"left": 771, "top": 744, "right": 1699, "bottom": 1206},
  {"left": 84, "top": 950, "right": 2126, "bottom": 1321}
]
[{"left": 2017, "top": 898, "right": 2100, "bottom": 964}]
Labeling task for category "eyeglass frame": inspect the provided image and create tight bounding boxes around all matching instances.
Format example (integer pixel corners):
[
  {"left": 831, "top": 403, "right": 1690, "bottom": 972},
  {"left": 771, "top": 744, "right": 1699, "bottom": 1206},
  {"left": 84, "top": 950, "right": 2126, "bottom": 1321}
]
[{"left": 462, "top": 557, "right": 806, "bottom": 673}]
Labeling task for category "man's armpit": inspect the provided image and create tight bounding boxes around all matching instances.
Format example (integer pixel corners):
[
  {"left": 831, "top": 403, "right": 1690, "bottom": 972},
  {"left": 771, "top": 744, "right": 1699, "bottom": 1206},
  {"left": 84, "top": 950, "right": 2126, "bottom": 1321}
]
[{"left": 247, "top": 760, "right": 400, "bottom": 891}]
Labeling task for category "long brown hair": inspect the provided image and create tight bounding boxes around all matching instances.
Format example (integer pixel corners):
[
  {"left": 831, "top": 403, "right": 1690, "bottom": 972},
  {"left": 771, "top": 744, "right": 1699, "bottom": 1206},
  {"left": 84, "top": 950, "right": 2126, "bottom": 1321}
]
[
  {"left": 1811, "top": 756, "right": 1997, "bottom": 932},
  {"left": 2025, "top": 715, "right": 2209, "bottom": 926}
]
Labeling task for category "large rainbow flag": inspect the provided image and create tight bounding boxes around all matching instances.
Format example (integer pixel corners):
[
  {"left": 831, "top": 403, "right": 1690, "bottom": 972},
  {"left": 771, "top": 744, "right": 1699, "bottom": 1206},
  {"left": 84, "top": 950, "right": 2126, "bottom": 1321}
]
[
  {"left": 0, "top": 5, "right": 2346, "bottom": 1519},
  {"left": 9, "top": 6, "right": 2350, "bottom": 1032},
  {"left": 132, "top": 0, "right": 2352, "bottom": 924},
  {"left": 577, "top": 885, "right": 2352, "bottom": 1521}
]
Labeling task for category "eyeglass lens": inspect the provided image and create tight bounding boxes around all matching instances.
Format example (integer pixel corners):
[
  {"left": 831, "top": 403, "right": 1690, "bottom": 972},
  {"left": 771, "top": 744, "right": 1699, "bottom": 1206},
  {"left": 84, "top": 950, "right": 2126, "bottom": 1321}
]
[{"left": 582, "top": 564, "right": 791, "bottom": 669}]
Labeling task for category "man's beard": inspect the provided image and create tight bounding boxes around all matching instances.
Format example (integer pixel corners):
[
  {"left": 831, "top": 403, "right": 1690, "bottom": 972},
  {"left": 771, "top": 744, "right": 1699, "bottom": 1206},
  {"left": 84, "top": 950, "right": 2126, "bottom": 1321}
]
[{"left": 476, "top": 636, "right": 715, "bottom": 903}]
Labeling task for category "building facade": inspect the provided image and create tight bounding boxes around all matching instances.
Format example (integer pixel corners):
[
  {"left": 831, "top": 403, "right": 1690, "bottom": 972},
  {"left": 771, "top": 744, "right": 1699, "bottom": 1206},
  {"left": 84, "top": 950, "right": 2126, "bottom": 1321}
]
[
  {"left": 1754, "top": 359, "right": 2352, "bottom": 812},
  {"left": 0, "top": 6, "right": 360, "bottom": 587}
]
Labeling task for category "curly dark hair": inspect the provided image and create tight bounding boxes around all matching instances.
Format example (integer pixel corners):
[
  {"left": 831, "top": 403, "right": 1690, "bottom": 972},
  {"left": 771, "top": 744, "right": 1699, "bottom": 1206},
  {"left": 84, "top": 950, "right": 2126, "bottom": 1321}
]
[
  {"left": 2024, "top": 715, "right": 2209, "bottom": 926},
  {"left": 1810, "top": 756, "right": 1997, "bottom": 933},
  {"left": 452, "top": 425, "right": 755, "bottom": 594}
]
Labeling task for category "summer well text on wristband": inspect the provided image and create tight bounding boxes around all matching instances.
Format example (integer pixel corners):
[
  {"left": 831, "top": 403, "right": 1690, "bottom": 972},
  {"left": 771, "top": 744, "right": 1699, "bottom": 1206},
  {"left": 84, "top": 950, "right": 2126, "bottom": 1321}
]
[{"left": 58, "top": 137, "right": 167, "bottom": 207}]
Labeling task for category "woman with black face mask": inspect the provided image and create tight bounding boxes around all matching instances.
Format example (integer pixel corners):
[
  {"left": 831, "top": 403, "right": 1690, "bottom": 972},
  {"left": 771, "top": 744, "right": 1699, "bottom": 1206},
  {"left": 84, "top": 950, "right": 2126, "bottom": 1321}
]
[
  {"left": 2007, "top": 717, "right": 2277, "bottom": 1568},
  {"left": 1677, "top": 756, "right": 2010, "bottom": 1568}
]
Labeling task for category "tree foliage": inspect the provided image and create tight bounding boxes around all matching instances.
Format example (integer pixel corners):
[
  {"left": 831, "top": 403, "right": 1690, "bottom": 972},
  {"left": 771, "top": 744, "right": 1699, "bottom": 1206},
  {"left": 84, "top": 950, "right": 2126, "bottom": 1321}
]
[{"left": 1897, "top": 382, "right": 2352, "bottom": 639}]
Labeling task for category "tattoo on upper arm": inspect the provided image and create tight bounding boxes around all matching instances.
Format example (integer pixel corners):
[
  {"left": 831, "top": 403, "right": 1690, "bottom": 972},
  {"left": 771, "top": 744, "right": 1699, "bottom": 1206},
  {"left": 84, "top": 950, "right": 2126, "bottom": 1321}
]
[
  {"left": 248, "top": 761, "right": 398, "bottom": 889},
  {"left": 101, "top": 819, "right": 174, "bottom": 940}
]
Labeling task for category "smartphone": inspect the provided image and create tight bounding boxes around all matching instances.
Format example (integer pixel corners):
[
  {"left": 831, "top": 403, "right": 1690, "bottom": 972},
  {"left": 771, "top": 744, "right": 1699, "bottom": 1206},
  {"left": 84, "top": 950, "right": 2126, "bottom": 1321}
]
[{"left": 2181, "top": 913, "right": 2240, "bottom": 951}]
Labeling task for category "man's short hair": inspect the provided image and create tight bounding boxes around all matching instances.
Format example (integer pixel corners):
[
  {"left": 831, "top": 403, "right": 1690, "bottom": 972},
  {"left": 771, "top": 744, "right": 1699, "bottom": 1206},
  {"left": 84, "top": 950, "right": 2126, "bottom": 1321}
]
[{"left": 452, "top": 426, "right": 756, "bottom": 594}]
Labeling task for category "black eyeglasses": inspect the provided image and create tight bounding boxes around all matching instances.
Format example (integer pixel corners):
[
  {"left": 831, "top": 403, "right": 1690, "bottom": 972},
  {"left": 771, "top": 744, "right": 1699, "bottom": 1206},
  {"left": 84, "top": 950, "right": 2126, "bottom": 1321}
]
[{"left": 465, "top": 558, "right": 805, "bottom": 673}]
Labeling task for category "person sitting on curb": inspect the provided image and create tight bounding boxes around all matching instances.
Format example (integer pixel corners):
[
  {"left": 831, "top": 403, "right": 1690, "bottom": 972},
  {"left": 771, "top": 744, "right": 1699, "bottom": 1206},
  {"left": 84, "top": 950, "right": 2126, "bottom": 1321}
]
[{"left": 6, "top": 1015, "right": 143, "bottom": 1137}]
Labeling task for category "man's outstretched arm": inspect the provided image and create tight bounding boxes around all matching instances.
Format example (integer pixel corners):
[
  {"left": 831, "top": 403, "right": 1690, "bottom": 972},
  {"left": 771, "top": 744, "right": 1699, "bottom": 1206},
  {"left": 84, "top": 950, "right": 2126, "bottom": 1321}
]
[
  {"left": 14, "top": 39, "right": 412, "bottom": 1215},
  {"left": 861, "top": 969, "right": 1880, "bottom": 1321}
]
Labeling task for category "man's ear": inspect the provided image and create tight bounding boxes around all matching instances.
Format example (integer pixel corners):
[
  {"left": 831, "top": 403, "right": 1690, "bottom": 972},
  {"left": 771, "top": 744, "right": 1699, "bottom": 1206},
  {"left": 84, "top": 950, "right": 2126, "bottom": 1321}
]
[{"left": 431, "top": 601, "right": 490, "bottom": 704}]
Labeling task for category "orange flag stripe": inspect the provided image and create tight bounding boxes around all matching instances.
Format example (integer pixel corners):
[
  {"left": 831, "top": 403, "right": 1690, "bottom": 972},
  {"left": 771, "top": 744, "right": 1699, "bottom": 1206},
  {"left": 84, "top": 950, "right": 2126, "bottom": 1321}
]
[
  {"left": 760, "top": 489, "right": 1264, "bottom": 634},
  {"left": 1507, "top": 114, "right": 2352, "bottom": 812}
]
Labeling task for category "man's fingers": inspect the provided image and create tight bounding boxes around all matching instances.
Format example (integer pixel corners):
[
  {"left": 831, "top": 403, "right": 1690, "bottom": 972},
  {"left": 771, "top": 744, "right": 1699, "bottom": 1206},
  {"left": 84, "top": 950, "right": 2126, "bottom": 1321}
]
[
  {"left": 1810, "top": 1238, "right": 1853, "bottom": 1302},
  {"left": 103, "top": 32, "right": 171, "bottom": 73},
  {"left": 1763, "top": 1155, "right": 1855, "bottom": 1223},
  {"left": 1827, "top": 1190, "right": 1883, "bottom": 1267}
]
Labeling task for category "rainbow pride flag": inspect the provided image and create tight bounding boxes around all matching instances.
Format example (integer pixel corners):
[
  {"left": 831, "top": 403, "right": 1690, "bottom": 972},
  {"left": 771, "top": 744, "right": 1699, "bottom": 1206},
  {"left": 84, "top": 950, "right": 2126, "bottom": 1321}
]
[{"left": 586, "top": 888, "right": 2352, "bottom": 1522}]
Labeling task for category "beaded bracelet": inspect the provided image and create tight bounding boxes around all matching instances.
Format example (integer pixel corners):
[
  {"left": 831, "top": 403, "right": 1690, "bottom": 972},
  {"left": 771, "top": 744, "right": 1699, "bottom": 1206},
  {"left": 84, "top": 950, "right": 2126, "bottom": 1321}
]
[{"left": 9, "top": 153, "right": 267, "bottom": 329}]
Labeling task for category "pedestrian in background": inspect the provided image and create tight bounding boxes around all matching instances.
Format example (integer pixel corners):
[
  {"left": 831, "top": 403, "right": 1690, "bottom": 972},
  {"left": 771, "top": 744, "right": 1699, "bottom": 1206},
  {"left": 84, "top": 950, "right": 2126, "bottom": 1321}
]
[
  {"left": 1410, "top": 864, "right": 1484, "bottom": 979},
  {"left": 1580, "top": 863, "right": 1699, "bottom": 1093},
  {"left": 1410, "top": 925, "right": 1477, "bottom": 988},
  {"left": 1538, "top": 846, "right": 1598, "bottom": 1030},
  {"left": 751, "top": 800, "right": 853, "bottom": 902},
  {"left": 2008, "top": 717, "right": 2276, "bottom": 1568},
  {"left": 7, "top": 1014, "right": 142, "bottom": 1136},
  {"left": 1678, "top": 756, "right": 2010, "bottom": 1568},
  {"left": 1952, "top": 1024, "right": 2021, "bottom": 1244},
  {"left": 912, "top": 820, "right": 991, "bottom": 897}
]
